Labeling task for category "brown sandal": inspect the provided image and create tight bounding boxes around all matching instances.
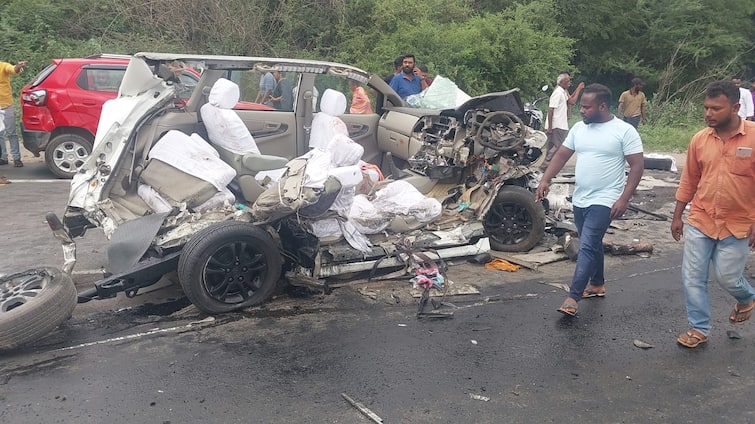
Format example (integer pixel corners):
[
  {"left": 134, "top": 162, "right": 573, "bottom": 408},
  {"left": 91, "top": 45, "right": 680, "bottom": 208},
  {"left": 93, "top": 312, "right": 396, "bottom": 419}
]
[
  {"left": 582, "top": 285, "right": 606, "bottom": 298},
  {"left": 557, "top": 300, "right": 578, "bottom": 316},
  {"left": 729, "top": 299, "right": 755, "bottom": 323},
  {"left": 677, "top": 329, "right": 708, "bottom": 348}
]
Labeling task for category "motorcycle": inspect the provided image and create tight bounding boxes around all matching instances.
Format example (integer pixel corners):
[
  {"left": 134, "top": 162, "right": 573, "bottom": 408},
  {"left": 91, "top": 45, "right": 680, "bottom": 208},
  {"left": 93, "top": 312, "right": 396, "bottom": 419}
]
[{"left": 523, "top": 85, "right": 549, "bottom": 131}]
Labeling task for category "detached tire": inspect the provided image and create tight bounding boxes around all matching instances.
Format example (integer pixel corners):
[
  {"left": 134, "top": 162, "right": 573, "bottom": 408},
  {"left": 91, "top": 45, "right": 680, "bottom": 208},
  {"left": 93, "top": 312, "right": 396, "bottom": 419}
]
[
  {"left": 45, "top": 133, "right": 93, "bottom": 179},
  {"left": 177, "top": 221, "right": 282, "bottom": 314},
  {"left": 0, "top": 268, "right": 77, "bottom": 351},
  {"left": 484, "top": 185, "right": 545, "bottom": 252}
]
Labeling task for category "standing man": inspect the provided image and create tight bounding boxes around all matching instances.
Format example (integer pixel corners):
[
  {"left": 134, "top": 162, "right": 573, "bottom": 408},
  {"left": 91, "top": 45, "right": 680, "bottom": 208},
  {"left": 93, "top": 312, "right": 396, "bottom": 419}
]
[
  {"left": 618, "top": 77, "right": 648, "bottom": 128},
  {"left": 383, "top": 56, "right": 404, "bottom": 85},
  {"left": 671, "top": 80, "right": 755, "bottom": 348},
  {"left": 389, "top": 54, "right": 421, "bottom": 100},
  {"left": 731, "top": 76, "right": 754, "bottom": 121},
  {"left": 415, "top": 65, "right": 433, "bottom": 91},
  {"left": 270, "top": 71, "right": 293, "bottom": 111},
  {"left": 255, "top": 71, "right": 276, "bottom": 106},
  {"left": 536, "top": 84, "right": 644, "bottom": 316},
  {"left": 539, "top": 72, "right": 585, "bottom": 171},
  {"left": 0, "top": 60, "right": 27, "bottom": 167}
]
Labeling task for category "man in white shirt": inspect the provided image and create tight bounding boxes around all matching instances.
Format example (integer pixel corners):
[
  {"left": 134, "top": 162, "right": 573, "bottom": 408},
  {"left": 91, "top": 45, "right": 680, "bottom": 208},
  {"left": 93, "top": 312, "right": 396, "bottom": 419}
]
[
  {"left": 539, "top": 72, "right": 584, "bottom": 171},
  {"left": 732, "top": 77, "right": 754, "bottom": 121}
]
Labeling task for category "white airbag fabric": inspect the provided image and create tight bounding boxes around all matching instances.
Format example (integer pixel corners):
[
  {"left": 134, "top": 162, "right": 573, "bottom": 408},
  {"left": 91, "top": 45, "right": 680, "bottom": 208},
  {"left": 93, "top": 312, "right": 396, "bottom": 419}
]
[
  {"left": 201, "top": 78, "right": 261, "bottom": 155},
  {"left": 148, "top": 130, "right": 236, "bottom": 191}
]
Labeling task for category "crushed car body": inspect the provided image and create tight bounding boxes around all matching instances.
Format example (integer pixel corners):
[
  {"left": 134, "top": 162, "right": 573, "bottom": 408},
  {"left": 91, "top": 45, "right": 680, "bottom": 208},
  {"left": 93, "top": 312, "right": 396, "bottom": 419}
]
[{"left": 59, "top": 52, "right": 549, "bottom": 314}]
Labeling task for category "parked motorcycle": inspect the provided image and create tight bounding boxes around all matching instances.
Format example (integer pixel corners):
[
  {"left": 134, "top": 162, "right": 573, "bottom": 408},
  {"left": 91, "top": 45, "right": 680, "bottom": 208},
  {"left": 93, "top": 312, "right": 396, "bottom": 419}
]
[{"left": 523, "top": 85, "right": 549, "bottom": 131}]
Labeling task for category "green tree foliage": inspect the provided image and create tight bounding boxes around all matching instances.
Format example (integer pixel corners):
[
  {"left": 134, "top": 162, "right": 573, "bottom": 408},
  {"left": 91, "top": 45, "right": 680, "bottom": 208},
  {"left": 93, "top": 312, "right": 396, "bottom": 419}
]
[
  {"left": 553, "top": 0, "right": 755, "bottom": 100},
  {"left": 0, "top": 0, "right": 752, "bottom": 110},
  {"left": 334, "top": 0, "right": 575, "bottom": 96}
]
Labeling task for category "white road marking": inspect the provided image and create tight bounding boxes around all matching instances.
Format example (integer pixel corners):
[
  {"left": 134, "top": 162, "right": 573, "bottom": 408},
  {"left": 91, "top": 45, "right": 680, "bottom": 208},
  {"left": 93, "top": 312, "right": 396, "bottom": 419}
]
[
  {"left": 6, "top": 179, "right": 69, "bottom": 183},
  {"left": 54, "top": 317, "right": 216, "bottom": 352}
]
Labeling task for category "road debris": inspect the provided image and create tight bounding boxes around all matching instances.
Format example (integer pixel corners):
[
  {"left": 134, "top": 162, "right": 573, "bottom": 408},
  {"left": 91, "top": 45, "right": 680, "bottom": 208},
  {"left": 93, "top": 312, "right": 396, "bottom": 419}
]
[
  {"left": 632, "top": 339, "right": 655, "bottom": 349},
  {"left": 469, "top": 393, "right": 490, "bottom": 402},
  {"left": 483, "top": 258, "right": 522, "bottom": 272},
  {"left": 490, "top": 250, "right": 569, "bottom": 271},
  {"left": 604, "top": 240, "right": 653, "bottom": 256},
  {"left": 625, "top": 203, "right": 669, "bottom": 221},
  {"left": 341, "top": 393, "right": 383, "bottom": 423},
  {"left": 726, "top": 330, "right": 742, "bottom": 339},
  {"left": 539, "top": 281, "right": 570, "bottom": 292},
  {"left": 511, "top": 385, "right": 521, "bottom": 396}
]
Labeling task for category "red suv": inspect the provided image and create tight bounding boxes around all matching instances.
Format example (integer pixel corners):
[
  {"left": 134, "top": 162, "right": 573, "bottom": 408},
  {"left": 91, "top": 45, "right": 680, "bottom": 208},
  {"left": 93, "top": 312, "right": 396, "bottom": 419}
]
[
  {"left": 20, "top": 55, "right": 204, "bottom": 178},
  {"left": 21, "top": 55, "right": 273, "bottom": 178}
]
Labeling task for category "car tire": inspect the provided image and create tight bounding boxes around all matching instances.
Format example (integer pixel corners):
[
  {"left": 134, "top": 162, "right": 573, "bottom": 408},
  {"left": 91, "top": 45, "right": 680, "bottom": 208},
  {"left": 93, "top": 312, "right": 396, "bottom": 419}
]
[
  {"left": 177, "top": 221, "right": 282, "bottom": 314},
  {"left": 484, "top": 185, "right": 545, "bottom": 252},
  {"left": 0, "top": 267, "right": 77, "bottom": 351},
  {"left": 45, "top": 133, "right": 93, "bottom": 179}
]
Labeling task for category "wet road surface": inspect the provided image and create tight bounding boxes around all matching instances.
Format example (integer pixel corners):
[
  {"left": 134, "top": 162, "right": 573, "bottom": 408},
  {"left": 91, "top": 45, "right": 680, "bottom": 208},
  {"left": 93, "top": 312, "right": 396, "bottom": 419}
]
[{"left": 1, "top": 162, "right": 754, "bottom": 423}]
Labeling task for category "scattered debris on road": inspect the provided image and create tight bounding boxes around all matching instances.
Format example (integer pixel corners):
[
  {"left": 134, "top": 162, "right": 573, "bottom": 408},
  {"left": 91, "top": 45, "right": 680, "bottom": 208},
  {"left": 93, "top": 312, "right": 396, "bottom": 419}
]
[
  {"left": 632, "top": 339, "right": 655, "bottom": 349},
  {"left": 469, "top": 393, "right": 490, "bottom": 401},
  {"left": 341, "top": 393, "right": 383, "bottom": 423}
]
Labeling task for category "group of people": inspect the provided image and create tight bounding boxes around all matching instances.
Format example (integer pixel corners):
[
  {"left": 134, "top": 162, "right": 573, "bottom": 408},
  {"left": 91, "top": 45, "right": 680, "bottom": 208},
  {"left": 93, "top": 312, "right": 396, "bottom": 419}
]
[
  {"left": 535, "top": 73, "right": 755, "bottom": 348},
  {"left": 384, "top": 54, "right": 433, "bottom": 100},
  {"left": 255, "top": 70, "right": 293, "bottom": 111}
]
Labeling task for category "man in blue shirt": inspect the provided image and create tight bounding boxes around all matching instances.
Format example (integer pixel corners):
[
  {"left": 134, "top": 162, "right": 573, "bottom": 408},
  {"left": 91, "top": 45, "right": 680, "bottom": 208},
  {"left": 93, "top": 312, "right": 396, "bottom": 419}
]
[
  {"left": 389, "top": 54, "right": 421, "bottom": 100},
  {"left": 535, "top": 83, "right": 644, "bottom": 317}
]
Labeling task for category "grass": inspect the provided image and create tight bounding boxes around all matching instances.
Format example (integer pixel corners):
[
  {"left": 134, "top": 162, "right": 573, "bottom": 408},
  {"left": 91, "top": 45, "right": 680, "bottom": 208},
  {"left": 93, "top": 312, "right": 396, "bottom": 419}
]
[
  {"left": 637, "top": 122, "right": 704, "bottom": 153},
  {"left": 566, "top": 99, "right": 706, "bottom": 153}
]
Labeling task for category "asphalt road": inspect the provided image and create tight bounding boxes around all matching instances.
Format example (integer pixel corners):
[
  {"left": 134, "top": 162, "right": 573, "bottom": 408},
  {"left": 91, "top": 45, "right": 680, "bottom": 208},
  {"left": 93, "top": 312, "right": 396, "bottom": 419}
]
[{"left": 1, "top": 159, "right": 754, "bottom": 423}]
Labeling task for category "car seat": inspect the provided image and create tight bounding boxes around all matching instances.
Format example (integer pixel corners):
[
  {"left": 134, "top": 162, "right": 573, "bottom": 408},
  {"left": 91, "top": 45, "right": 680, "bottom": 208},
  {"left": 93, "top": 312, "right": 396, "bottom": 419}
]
[
  {"left": 200, "top": 78, "right": 288, "bottom": 203},
  {"left": 309, "top": 88, "right": 349, "bottom": 150}
]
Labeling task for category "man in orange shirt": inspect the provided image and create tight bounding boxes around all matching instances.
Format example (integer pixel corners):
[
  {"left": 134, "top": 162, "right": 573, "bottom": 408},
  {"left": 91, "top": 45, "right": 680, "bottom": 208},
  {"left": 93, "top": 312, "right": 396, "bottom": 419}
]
[{"left": 672, "top": 80, "right": 755, "bottom": 348}]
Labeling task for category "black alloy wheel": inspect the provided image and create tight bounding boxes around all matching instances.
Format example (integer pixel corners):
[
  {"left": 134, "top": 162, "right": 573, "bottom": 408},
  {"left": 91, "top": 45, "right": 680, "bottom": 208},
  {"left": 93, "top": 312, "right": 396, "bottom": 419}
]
[
  {"left": 483, "top": 185, "right": 545, "bottom": 252},
  {"left": 177, "top": 221, "right": 282, "bottom": 314}
]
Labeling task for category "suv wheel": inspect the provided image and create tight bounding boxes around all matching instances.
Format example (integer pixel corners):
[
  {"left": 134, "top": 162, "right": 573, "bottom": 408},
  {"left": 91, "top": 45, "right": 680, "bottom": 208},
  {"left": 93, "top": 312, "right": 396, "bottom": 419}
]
[
  {"left": 177, "top": 221, "right": 283, "bottom": 314},
  {"left": 483, "top": 185, "right": 545, "bottom": 252},
  {"left": 45, "top": 133, "right": 93, "bottom": 178},
  {"left": 0, "top": 267, "right": 77, "bottom": 351}
]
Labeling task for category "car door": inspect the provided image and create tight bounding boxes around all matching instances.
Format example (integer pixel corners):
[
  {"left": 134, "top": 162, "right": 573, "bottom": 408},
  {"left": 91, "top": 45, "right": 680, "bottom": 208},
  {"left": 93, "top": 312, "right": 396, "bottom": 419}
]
[
  {"left": 313, "top": 74, "right": 395, "bottom": 165},
  {"left": 228, "top": 69, "right": 301, "bottom": 160}
]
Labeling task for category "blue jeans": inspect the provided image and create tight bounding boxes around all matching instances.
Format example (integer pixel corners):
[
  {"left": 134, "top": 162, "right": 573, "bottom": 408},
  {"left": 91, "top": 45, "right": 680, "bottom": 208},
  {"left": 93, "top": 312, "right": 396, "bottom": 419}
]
[
  {"left": 568, "top": 205, "right": 612, "bottom": 301},
  {"left": 681, "top": 224, "right": 755, "bottom": 335},
  {"left": 0, "top": 106, "right": 20, "bottom": 161}
]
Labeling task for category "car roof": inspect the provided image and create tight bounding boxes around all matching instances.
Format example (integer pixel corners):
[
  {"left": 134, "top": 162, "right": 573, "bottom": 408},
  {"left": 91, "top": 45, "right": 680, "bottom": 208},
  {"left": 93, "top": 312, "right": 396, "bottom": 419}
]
[
  {"left": 52, "top": 55, "right": 132, "bottom": 66},
  {"left": 134, "top": 52, "right": 372, "bottom": 83}
]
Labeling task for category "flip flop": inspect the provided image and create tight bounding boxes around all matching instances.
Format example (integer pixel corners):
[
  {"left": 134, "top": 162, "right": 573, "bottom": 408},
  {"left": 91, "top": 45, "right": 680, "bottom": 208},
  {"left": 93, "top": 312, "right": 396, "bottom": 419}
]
[
  {"left": 677, "top": 329, "right": 708, "bottom": 348},
  {"left": 582, "top": 287, "right": 606, "bottom": 298},
  {"left": 557, "top": 301, "right": 577, "bottom": 316},
  {"left": 729, "top": 299, "right": 755, "bottom": 323}
]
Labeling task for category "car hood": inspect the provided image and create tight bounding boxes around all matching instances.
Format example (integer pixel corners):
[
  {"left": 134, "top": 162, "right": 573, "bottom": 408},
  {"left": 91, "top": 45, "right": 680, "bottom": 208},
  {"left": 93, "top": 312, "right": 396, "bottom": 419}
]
[{"left": 441, "top": 88, "right": 525, "bottom": 120}]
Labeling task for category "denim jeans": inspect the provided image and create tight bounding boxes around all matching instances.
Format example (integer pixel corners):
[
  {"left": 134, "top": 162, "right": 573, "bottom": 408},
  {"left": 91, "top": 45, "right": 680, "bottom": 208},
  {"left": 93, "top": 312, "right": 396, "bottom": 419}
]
[
  {"left": 0, "top": 106, "right": 20, "bottom": 161},
  {"left": 681, "top": 224, "right": 755, "bottom": 335},
  {"left": 568, "top": 205, "right": 612, "bottom": 301}
]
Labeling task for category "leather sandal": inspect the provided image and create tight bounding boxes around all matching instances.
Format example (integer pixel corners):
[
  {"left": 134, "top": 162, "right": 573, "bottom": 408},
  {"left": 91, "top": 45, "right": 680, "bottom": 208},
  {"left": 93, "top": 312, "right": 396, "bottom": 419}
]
[
  {"left": 729, "top": 299, "right": 755, "bottom": 323},
  {"left": 677, "top": 329, "right": 708, "bottom": 348},
  {"left": 557, "top": 300, "right": 578, "bottom": 316},
  {"left": 582, "top": 285, "right": 606, "bottom": 298}
]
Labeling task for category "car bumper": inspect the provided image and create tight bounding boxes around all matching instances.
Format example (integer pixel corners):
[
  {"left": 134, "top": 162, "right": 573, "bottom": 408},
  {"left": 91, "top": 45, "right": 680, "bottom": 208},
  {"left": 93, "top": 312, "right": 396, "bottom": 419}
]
[{"left": 22, "top": 127, "right": 50, "bottom": 156}]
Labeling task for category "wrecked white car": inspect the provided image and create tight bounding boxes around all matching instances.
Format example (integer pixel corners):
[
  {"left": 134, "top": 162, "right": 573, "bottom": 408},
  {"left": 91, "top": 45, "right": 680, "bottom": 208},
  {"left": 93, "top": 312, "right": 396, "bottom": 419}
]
[{"left": 1, "top": 53, "right": 550, "bottom": 349}]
